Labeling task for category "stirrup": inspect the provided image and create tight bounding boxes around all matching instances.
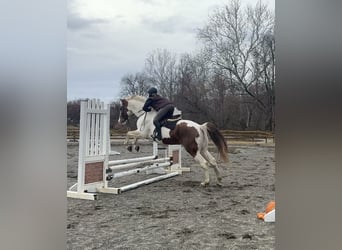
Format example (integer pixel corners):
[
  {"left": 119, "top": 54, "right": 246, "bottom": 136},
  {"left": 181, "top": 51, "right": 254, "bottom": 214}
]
[
  {"left": 151, "top": 133, "right": 161, "bottom": 141},
  {"left": 151, "top": 135, "right": 159, "bottom": 141}
]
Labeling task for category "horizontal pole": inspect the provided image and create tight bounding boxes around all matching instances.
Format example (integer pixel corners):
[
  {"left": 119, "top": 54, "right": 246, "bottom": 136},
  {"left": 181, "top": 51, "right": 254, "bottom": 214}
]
[
  {"left": 108, "top": 155, "right": 157, "bottom": 166},
  {"left": 109, "top": 157, "right": 171, "bottom": 171},
  {"left": 85, "top": 108, "right": 108, "bottom": 114},
  {"left": 109, "top": 151, "right": 121, "bottom": 155},
  {"left": 118, "top": 172, "right": 179, "bottom": 194},
  {"left": 111, "top": 162, "right": 171, "bottom": 178}
]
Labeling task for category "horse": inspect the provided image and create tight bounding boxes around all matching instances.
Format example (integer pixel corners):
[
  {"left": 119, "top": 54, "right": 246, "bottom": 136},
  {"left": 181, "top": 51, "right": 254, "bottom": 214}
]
[{"left": 118, "top": 95, "right": 229, "bottom": 186}]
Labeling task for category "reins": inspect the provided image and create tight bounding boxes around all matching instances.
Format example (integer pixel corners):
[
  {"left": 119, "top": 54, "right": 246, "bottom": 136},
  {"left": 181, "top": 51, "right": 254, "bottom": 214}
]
[{"left": 138, "top": 110, "right": 147, "bottom": 131}]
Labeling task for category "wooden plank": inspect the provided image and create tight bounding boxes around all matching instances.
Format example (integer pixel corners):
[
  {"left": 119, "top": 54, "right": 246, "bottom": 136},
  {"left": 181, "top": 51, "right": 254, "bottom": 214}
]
[{"left": 67, "top": 191, "right": 97, "bottom": 200}]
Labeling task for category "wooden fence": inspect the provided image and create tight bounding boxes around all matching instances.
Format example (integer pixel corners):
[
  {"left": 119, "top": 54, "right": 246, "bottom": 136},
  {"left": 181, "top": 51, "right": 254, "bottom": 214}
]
[
  {"left": 220, "top": 130, "right": 275, "bottom": 143},
  {"left": 68, "top": 126, "right": 274, "bottom": 143}
]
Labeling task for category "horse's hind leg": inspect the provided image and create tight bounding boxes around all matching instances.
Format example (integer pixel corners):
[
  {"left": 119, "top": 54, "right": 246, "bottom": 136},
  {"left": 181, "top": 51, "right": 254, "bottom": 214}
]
[
  {"left": 194, "top": 152, "right": 210, "bottom": 186},
  {"left": 201, "top": 150, "right": 223, "bottom": 187}
]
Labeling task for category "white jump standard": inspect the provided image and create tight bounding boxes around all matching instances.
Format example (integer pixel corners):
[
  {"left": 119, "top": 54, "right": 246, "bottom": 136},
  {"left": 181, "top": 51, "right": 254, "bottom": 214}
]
[{"left": 67, "top": 99, "right": 186, "bottom": 200}]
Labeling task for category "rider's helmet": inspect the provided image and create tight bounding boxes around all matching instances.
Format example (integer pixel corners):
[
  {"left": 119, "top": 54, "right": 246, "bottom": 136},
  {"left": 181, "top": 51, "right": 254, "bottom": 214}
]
[{"left": 147, "top": 87, "right": 158, "bottom": 96}]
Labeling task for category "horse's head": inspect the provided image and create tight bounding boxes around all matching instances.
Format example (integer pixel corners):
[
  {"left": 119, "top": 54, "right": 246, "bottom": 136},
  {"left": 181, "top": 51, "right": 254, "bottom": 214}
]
[
  {"left": 118, "top": 98, "right": 130, "bottom": 125},
  {"left": 118, "top": 95, "right": 147, "bottom": 125}
]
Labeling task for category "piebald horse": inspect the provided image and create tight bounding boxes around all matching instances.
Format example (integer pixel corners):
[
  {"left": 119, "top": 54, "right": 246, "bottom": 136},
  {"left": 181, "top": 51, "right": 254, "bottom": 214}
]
[{"left": 118, "top": 95, "right": 229, "bottom": 186}]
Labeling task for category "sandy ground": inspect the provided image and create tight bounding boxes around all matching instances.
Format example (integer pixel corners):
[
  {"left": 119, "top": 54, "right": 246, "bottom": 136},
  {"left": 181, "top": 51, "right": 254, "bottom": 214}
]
[{"left": 67, "top": 140, "right": 275, "bottom": 250}]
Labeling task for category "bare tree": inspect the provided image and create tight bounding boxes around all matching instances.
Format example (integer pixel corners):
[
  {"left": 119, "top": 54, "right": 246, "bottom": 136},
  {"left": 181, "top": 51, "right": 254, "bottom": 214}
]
[
  {"left": 120, "top": 72, "right": 150, "bottom": 97},
  {"left": 67, "top": 99, "right": 87, "bottom": 126},
  {"left": 198, "top": 0, "right": 275, "bottom": 130},
  {"left": 116, "top": 0, "right": 274, "bottom": 131},
  {"left": 144, "top": 49, "right": 179, "bottom": 100},
  {"left": 253, "top": 32, "right": 275, "bottom": 130},
  {"left": 176, "top": 53, "right": 212, "bottom": 122}
]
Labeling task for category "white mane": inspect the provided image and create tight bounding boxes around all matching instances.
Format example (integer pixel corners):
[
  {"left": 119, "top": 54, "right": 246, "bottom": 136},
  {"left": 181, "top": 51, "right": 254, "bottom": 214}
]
[
  {"left": 126, "top": 95, "right": 149, "bottom": 116},
  {"left": 127, "top": 95, "right": 146, "bottom": 103}
]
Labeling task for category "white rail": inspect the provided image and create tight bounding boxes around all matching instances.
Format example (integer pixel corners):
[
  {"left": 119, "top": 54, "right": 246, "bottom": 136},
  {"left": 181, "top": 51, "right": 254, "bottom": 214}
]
[
  {"left": 117, "top": 172, "right": 179, "bottom": 194},
  {"left": 109, "top": 157, "right": 171, "bottom": 171},
  {"left": 111, "top": 162, "right": 171, "bottom": 178},
  {"left": 108, "top": 155, "right": 157, "bottom": 166}
]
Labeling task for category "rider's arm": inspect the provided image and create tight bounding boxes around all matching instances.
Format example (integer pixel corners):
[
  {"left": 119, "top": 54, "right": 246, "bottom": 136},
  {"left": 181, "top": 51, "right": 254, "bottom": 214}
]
[{"left": 142, "top": 98, "right": 153, "bottom": 112}]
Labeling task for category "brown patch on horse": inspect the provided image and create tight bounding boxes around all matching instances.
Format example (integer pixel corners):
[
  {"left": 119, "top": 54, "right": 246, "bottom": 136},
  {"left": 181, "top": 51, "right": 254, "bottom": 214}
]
[
  {"left": 162, "top": 137, "right": 180, "bottom": 145},
  {"left": 165, "top": 122, "right": 199, "bottom": 157}
]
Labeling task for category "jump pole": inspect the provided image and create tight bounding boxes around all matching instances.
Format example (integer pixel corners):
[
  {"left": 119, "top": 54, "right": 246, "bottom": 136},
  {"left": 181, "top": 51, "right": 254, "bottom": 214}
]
[{"left": 117, "top": 172, "right": 179, "bottom": 194}]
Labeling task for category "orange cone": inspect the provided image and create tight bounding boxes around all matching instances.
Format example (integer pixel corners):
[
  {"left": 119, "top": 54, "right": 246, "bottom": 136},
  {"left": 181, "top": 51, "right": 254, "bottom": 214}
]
[
  {"left": 265, "top": 201, "right": 275, "bottom": 213},
  {"left": 257, "top": 201, "right": 275, "bottom": 221}
]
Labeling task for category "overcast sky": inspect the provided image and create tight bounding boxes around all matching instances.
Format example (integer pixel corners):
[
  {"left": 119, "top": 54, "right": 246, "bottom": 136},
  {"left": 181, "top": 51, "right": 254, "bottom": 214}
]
[{"left": 67, "top": 0, "right": 274, "bottom": 103}]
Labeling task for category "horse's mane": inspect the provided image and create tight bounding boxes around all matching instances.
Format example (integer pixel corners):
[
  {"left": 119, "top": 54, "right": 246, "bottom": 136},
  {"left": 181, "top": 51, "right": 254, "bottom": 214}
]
[{"left": 127, "top": 95, "right": 146, "bottom": 103}]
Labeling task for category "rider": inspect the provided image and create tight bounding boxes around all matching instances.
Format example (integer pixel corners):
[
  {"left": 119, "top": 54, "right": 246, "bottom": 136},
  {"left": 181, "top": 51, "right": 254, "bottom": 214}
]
[{"left": 142, "top": 87, "right": 174, "bottom": 141}]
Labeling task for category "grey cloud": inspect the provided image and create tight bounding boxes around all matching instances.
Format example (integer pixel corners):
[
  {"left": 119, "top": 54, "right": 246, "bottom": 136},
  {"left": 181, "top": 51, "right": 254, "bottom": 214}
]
[
  {"left": 68, "top": 12, "right": 108, "bottom": 30},
  {"left": 67, "top": 0, "right": 106, "bottom": 30},
  {"left": 142, "top": 15, "right": 197, "bottom": 34}
]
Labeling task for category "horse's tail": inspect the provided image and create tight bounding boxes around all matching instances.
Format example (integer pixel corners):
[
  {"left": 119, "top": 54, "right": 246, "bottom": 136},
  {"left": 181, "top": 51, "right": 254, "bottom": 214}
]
[{"left": 202, "top": 122, "right": 229, "bottom": 163}]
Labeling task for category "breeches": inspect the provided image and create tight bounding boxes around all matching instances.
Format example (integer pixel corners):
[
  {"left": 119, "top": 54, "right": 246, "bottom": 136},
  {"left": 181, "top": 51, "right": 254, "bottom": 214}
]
[{"left": 153, "top": 104, "right": 174, "bottom": 128}]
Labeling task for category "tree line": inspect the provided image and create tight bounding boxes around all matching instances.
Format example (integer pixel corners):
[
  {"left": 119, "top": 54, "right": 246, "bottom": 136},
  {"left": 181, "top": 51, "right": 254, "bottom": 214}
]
[{"left": 68, "top": 0, "right": 275, "bottom": 131}]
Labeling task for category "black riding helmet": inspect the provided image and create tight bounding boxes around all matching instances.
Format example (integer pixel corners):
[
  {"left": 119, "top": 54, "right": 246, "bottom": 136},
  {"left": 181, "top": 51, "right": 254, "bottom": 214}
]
[{"left": 147, "top": 87, "right": 158, "bottom": 96}]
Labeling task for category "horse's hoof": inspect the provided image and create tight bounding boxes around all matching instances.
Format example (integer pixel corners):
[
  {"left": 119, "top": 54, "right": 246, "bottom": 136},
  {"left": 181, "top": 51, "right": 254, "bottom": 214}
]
[
  {"left": 217, "top": 178, "right": 223, "bottom": 187},
  {"left": 135, "top": 145, "right": 140, "bottom": 152},
  {"left": 127, "top": 145, "right": 132, "bottom": 152},
  {"left": 200, "top": 182, "right": 209, "bottom": 187}
]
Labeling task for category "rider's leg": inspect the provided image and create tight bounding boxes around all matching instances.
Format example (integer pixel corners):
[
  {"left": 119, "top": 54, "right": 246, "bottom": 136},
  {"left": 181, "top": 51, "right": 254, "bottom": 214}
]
[
  {"left": 153, "top": 120, "right": 162, "bottom": 140},
  {"left": 153, "top": 105, "right": 174, "bottom": 140}
]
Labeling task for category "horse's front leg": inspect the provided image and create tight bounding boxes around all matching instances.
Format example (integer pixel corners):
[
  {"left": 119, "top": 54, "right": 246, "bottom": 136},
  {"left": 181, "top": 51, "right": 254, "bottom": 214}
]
[
  {"left": 124, "top": 134, "right": 130, "bottom": 145},
  {"left": 132, "top": 137, "right": 141, "bottom": 152},
  {"left": 129, "top": 136, "right": 140, "bottom": 152},
  {"left": 125, "top": 130, "right": 142, "bottom": 152},
  {"left": 123, "top": 132, "right": 133, "bottom": 151}
]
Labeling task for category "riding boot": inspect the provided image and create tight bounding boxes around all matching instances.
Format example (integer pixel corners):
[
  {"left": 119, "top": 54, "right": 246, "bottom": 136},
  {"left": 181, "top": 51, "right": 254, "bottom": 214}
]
[
  {"left": 155, "top": 126, "right": 162, "bottom": 140},
  {"left": 152, "top": 123, "right": 162, "bottom": 141}
]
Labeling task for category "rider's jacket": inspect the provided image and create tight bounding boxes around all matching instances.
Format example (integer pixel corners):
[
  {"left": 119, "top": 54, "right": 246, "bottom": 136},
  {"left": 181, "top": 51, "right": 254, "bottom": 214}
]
[{"left": 142, "top": 95, "right": 173, "bottom": 112}]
